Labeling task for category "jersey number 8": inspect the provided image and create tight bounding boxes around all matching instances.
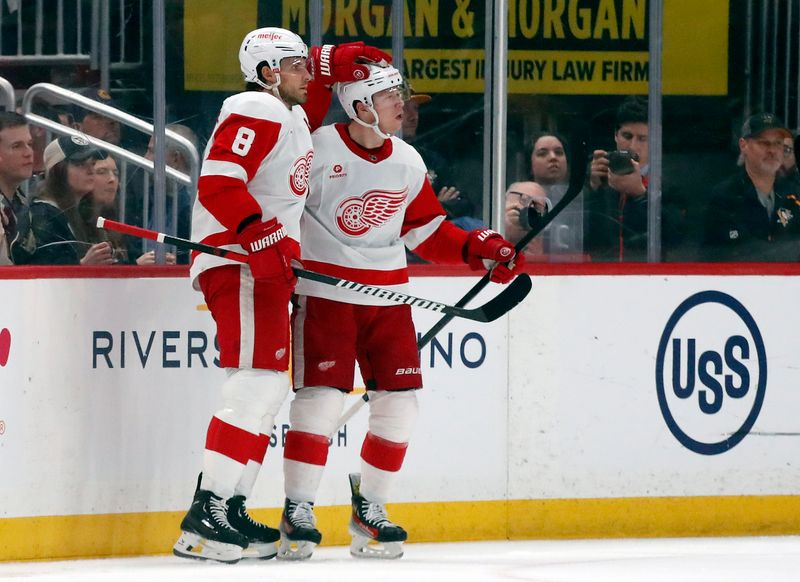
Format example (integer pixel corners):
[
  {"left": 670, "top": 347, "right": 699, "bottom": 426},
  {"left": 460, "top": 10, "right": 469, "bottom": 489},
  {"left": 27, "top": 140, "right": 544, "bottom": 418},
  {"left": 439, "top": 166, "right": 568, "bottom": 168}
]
[{"left": 232, "top": 127, "right": 255, "bottom": 156}]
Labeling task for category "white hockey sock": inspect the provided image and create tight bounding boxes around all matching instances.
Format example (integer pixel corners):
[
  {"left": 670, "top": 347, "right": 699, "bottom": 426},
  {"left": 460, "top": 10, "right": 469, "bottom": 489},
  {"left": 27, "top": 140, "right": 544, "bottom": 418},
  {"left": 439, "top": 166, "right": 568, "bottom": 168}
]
[
  {"left": 284, "top": 458, "right": 326, "bottom": 502},
  {"left": 358, "top": 463, "right": 395, "bottom": 505}
]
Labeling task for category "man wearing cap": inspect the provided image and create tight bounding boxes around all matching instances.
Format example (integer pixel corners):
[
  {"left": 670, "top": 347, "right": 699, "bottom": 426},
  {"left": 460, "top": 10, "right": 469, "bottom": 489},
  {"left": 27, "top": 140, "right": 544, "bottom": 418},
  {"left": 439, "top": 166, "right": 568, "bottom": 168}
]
[
  {"left": 401, "top": 87, "right": 484, "bottom": 233},
  {"left": 11, "top": 134, "right": 113, "bottom": 265},
  {"left": 73, "top": 88, "right": 122, "bottom": 146},
  {"left": 704, "top": 112, "right": 800, "bottom": 261}
]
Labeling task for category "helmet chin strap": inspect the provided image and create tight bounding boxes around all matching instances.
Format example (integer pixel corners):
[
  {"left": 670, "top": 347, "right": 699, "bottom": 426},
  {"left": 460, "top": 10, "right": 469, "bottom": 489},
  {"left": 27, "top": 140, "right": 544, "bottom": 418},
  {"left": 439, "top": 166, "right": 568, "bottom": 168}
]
[
  {"left": 353, "top": 103, "right": 392, "bottom": 139},
  {"left": 256, "top": 67, "right": 283, "bottom": 100}
]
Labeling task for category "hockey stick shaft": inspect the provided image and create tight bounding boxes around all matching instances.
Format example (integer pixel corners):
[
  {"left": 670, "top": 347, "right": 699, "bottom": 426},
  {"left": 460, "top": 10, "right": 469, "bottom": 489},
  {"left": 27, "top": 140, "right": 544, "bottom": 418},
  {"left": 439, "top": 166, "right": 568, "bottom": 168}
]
[
  {"left": 336, "top": 140, "right": 589, "bottom": 429},
  {"left": 96, "top": 217, "right": 250, "bottom": 262},
  {"left": 416, "top": 139, "right": 589, "bottom": 347},
  {"left": 97, "top": 217, "right": 531, "bottom": 322}
]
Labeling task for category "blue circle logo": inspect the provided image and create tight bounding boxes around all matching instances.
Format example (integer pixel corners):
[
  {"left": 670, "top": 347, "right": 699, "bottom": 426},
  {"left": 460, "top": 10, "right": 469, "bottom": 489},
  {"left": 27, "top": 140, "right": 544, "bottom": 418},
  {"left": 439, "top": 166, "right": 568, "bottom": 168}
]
[{"left": 655, "top": 291, "right": 767, "bottom": 455}]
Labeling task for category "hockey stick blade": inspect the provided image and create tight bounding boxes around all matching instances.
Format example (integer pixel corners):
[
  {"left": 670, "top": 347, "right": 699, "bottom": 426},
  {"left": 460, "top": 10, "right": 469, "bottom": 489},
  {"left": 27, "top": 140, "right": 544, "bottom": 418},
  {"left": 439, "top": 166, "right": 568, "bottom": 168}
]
[
  {"left": 97, "top": 217, "right": 530, "bottom": 322},
  {"left": 295, "top": 268, "right": 532, "bottom": 322},
  {"left": 465, "top": 272, "right": 531, "bottom": 322}
]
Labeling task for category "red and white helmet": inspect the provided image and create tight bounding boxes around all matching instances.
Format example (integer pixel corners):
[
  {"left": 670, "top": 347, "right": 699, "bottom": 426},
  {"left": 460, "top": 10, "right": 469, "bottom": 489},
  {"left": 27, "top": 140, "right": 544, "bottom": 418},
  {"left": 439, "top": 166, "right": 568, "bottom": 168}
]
[
  {"left": 336, "top": 64, "right": 407, "bottom": 137},
  {"left": 239, "top": 27, "right": 308, "bottom": 93}
]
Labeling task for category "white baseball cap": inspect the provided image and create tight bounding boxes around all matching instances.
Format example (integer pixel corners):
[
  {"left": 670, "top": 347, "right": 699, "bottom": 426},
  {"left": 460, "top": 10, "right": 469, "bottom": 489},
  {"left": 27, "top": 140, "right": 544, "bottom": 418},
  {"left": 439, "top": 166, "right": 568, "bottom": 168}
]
[{"left": 43, "top": 134, "right": 107, "bottom": 174}]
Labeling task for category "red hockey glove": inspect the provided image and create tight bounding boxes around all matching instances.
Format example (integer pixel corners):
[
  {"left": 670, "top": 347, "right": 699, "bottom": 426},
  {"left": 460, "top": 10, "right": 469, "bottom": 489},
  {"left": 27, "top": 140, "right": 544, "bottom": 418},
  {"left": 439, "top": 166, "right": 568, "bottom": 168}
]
[
  {"left": 308, "top": 42, "right": 392, "bottom": 86},
  {"left": 237, "top": 218, "right": 300, "bottom": 286},
  {"left": 464, "top": 228, "right": 525, "bottom": 284}
]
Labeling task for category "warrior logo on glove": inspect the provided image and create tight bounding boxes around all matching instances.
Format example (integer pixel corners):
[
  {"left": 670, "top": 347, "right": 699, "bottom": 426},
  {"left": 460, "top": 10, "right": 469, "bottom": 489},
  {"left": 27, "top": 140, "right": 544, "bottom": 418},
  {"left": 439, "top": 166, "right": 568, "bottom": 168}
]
[
  {"left": 475, "top": 229, "right": 513, "bottom": 258},
  {"left": 309, "top": 42, "right": 392, "bottom": 86},
  {"left": 465, "top": 229, "right": 525, "bottom": 284},
  {"left": 248, "top": 226, "right": 287, "bottom": 252}
]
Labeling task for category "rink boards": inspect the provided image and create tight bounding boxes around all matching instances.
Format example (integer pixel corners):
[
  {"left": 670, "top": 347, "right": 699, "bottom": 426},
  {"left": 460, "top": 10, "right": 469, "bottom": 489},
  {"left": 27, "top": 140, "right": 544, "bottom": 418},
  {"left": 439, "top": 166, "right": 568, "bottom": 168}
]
[{"left": 1, "top": 265, "right": 799, "bottom": 560}]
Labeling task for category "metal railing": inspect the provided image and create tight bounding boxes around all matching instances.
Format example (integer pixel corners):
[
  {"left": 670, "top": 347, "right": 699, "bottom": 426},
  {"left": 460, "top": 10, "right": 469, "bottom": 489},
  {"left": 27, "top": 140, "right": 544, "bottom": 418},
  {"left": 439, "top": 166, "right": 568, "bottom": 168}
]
[
  {"left": 0, "top": 77, "right": 14, "bottom": 111},
  {"left": 19, "top": 83, "right": 199, "bottom": 247},
  {"left": 745, "top": 0, "right": 800, "bottom": 129},
  {"left": 0, "top": 0, "right": 144, "bottom": 89}
]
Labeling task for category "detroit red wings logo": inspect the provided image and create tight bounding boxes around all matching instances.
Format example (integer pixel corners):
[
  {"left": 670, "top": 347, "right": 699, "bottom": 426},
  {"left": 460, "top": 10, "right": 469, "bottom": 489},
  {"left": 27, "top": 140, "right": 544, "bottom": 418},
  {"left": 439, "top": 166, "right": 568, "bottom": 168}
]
[
  {"left": 335, "top": 188, "right": 407, "bottom": 236},
  {"left": 289, "top": 150, "right": 313, "bottom": 196}
]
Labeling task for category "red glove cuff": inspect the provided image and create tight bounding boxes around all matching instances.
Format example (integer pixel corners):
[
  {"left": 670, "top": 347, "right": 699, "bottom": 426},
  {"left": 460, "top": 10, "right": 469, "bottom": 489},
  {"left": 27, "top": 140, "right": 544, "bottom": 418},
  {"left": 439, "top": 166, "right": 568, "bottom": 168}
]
[
  {"left": 309, "top": 42, "right": 392, "bottom": 86},
  {"left": 464, "top": 229, "right": 523, "bottom": 284}
]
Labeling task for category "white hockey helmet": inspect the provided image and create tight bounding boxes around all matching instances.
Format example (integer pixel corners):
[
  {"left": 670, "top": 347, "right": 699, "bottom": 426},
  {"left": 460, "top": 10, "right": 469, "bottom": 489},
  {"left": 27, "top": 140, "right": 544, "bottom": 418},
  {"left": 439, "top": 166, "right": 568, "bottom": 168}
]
[
  {"left": 336, "top": 64, "right": 408, "bottom": 137},
  {"left": 239, "top": 27, "right": 308, "bottom": 92}
]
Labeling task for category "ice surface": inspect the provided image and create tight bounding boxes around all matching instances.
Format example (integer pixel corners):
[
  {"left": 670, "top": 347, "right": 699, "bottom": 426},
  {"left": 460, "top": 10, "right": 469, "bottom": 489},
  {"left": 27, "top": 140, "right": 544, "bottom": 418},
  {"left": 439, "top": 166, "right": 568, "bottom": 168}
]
[{"left": 1, "top": 537, "right": 798, "bottom": 582}]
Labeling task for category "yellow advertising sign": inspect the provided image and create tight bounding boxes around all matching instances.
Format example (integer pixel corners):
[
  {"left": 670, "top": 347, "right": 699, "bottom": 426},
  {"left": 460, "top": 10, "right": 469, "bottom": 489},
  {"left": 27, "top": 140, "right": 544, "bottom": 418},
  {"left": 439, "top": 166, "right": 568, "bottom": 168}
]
[
  {"left": 184, "top": 0, "right": 257, "bottom": 92},
  {"left": 402, "top": 49, "right": 652, "bottom": 95},
  {"left": 184, "top": 0, "right": 728, "bottom": 96}
]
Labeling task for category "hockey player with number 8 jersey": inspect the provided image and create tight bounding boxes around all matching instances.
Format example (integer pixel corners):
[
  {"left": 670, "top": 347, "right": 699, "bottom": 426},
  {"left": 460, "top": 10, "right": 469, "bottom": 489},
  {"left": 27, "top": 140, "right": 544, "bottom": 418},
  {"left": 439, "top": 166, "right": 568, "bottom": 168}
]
[
  {"left": 174, "top": 27, "right": 392, "bottom": 565},
  {"left": 280, "top": 64, "right": 526, "bottom": 560}
]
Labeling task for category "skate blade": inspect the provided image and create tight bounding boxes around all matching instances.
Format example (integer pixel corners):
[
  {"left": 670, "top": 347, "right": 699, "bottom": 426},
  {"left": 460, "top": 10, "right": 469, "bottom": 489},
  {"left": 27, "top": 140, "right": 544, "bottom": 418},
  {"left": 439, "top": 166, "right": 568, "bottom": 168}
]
[
  {"left": 173, "top": 531, "right": 243, "bottom": 564},
  {"left": 277, "top": 534, "right": 317, "bottom": 561},
  {"left": 350, "top": 534, "right": 404, "bottom": 560},
  {"left": 241, "top": 541, "right": 278, "bottom": 560}
]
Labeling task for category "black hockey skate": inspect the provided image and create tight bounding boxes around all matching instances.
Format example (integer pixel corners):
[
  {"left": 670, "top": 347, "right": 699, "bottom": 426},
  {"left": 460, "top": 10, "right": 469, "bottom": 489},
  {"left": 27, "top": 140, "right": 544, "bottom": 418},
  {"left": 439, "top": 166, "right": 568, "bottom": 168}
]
[
  {"left": 227, "top": 495, "right": 280, "bottom": 560},
  {"left": 348, "top": 473, "right": 407, "bottom": 559},
  {"left": 277, "top": 498, "right": 323, "bottom": 560},
  {"left": 173, "top": 488, "right": 249, "bottom": 564}
]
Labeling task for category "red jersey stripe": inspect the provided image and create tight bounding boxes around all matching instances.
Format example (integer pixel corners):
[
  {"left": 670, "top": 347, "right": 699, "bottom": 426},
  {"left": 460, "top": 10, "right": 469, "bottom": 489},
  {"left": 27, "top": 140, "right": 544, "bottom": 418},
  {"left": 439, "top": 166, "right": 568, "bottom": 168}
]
[
  {"left": 208, "top": 113, "right": 281, "bottom": 181},
  {"left": 197, "top": 174, "right": 263, "bottom": 231},
  {"left": 412, "top": 218, "right": 469, "bottom": 264},
  {"left": 334, "top": 122, "right": 393, "bottom": 163}
]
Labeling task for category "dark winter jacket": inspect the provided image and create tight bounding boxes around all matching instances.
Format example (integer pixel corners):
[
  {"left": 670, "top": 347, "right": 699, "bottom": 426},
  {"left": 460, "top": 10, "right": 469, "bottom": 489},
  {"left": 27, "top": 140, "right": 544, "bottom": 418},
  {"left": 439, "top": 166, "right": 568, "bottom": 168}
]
[
  {"left": 703, "top": 169, "right": 800, "bottom": 261},
  {"left": 584, "top": 178, "right": 687, "bottom": 262}
]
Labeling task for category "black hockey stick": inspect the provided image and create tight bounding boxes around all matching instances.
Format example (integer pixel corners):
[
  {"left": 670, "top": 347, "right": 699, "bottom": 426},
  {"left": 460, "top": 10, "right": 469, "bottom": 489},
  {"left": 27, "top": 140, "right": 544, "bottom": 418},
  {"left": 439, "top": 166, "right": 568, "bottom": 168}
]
[
  {"left": 417, "top": 139, "right": 588, "bottom": 347},
  {"left": 298, "top": 267, "right": 531, "bottom": 323},
  {"left": 97, "top": 217, "right": 532, "bottom": 323},
  {"left": 335, "top": 139, "right": 588, "bottom": 428}
]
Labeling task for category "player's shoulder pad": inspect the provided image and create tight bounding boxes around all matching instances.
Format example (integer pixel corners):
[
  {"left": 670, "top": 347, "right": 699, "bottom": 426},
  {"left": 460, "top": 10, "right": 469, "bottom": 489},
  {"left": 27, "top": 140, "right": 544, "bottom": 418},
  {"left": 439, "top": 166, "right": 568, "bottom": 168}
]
[
  {"left": 311, "top": 123, "right": 337, "bottom": 139},
  {"left": 390, "top": 137, "right": 426, "bottom": 171},
  {"left": 223, "top": 91, "right": 291, "bottom": 123},
  {"left": 310, "top": 124, "right": 340, "bottom": 148}
]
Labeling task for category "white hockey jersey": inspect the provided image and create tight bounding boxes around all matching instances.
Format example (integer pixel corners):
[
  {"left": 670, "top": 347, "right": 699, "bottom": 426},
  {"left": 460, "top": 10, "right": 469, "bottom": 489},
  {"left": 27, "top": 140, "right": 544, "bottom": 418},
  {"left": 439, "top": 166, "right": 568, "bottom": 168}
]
[
  {"left": 296, "top": 123, "right": 468, "bottom": 305},
  {"left": 189, "top": 90, "right": 313, "bottom": 288}
]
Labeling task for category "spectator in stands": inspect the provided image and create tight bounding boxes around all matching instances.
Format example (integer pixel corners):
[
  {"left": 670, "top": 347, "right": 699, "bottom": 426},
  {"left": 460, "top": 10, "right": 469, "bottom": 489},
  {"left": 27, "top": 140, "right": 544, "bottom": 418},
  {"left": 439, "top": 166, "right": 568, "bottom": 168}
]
[
  {"left": 529, "top": 132, "right": 570, "bottom": 193},
  {"left": 78, "top": 155, "right": 132, "bottom": 264},
  {"left": 703, "top": 113, "right": 800, "bottom": 261},
  {"left": 777, "top": 133, "right": 800, "bottom": 189},
  {"left": 584, "top": 96, "right": 686, "bottom": 262},
  {"left": 402, "top": 87, "right": 483, "bottom": 230},
  {"left": 73, "top": 88, "right": 122, "bottom": 147},
  {"left": 29, "top": 102, "right": 65, "bottom": 181},
  {"left": 0, "top": 112, "right": 34, "bottom": 265},
  {"left": 134, "top": 123, "right": 198, "bottom": 264},
  {"left": 12, "top": 135, "right": 113, "bottom": 265},
  {"left": 522, "top": 132, "right": 584, "bottom": 260},
  {"left": 504, "top": 180, "right": 551, "bottom": 261}
]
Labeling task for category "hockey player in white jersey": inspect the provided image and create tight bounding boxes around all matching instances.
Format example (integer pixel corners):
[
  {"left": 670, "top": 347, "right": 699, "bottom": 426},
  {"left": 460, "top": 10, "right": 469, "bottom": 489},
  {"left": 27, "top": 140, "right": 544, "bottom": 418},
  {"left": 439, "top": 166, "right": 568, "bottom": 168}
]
[
  {"left": 279, "top": 64, "right": 525, "bottom": 560},
  {"left": 173, "top": 28, "right": 391, "bottom": 564}
]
